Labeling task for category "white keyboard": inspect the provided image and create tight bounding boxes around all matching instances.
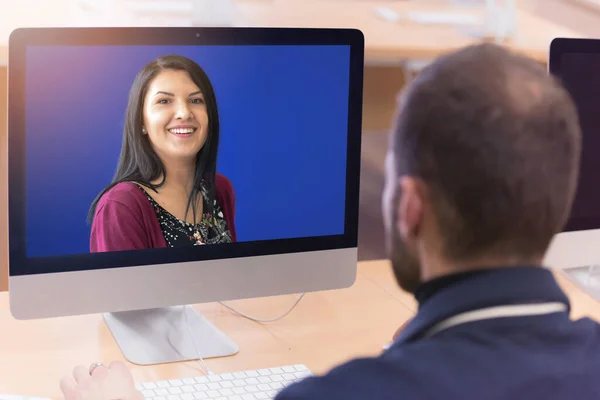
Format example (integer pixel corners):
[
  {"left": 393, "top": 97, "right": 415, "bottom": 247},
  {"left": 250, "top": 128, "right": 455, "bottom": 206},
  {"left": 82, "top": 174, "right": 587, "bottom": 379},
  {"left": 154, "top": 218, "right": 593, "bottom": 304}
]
[{"left": 136, "top": 364, "right": 312, "bottom": 400}]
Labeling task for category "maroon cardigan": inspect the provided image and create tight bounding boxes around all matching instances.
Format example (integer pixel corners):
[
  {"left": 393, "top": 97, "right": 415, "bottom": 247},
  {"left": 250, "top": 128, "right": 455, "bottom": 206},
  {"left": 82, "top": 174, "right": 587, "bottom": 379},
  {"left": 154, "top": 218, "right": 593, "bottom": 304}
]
[{"left": 90, "top": 174, "right": 236, "bottom": 252}]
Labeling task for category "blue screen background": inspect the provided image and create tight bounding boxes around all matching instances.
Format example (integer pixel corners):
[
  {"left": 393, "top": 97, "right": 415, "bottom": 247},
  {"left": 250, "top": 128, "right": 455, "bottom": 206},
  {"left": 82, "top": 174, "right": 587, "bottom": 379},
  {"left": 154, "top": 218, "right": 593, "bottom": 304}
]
[{"left": 25, "top": 45, "right": 350, "bottom": 257}]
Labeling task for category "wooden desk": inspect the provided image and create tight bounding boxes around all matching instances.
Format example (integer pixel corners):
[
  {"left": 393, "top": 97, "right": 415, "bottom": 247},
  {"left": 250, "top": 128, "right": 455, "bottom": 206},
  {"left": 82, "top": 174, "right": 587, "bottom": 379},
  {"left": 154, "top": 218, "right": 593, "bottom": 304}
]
[{"left": 0, "top": 260, "right": 599, "bottom": 399}]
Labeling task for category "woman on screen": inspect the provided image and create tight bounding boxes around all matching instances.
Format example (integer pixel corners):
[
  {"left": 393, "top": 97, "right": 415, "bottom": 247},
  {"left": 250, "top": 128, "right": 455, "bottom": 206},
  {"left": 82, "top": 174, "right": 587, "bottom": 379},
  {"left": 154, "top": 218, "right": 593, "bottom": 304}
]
[{"left": 87, "top": 55, "right": 236, "bottom": 252}]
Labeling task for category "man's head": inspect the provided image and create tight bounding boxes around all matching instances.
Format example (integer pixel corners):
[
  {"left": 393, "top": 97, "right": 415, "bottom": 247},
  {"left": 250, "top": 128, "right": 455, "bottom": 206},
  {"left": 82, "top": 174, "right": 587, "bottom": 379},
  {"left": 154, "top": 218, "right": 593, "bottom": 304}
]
[{"left": 382, "top": 43, "right": 582, "bottom": 293}]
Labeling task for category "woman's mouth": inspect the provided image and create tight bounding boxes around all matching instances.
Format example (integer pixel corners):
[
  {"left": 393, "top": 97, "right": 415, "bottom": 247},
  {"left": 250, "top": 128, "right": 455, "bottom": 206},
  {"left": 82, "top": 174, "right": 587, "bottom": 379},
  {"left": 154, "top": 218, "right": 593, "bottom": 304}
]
[{"left": 168, "top": 127, "right": 197, "bottom": 135}]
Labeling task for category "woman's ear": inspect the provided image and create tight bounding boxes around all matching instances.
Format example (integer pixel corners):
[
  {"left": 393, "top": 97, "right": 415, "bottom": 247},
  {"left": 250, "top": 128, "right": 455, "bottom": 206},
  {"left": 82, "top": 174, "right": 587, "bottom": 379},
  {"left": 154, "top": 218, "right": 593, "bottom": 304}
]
[{"left": 397, "top": 176, "right": 423, "bottom": 242}]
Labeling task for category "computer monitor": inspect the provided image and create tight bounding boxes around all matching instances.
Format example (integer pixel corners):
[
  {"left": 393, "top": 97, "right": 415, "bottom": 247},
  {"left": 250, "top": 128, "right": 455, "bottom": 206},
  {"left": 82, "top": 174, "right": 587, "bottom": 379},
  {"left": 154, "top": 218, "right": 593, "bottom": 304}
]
[
  {"left": 7, "top": 27, "right": 364, "bottom": 365},
  {"left": 545, "top": 38, "right": 600, "bottom": 293}
]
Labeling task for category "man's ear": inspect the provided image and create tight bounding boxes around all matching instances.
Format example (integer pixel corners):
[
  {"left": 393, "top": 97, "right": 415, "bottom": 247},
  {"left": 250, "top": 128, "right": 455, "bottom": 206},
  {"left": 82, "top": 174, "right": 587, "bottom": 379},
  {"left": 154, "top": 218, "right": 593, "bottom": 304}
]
[{"left": 397, "top": 176, "right": 423, "bottom": 242}]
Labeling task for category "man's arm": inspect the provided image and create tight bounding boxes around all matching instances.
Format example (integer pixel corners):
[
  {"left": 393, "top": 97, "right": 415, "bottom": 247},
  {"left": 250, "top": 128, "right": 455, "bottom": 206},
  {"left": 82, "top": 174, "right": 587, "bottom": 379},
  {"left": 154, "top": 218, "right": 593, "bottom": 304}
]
[{"left": 275, "top": 357, "right": 416, "bottom": 400}]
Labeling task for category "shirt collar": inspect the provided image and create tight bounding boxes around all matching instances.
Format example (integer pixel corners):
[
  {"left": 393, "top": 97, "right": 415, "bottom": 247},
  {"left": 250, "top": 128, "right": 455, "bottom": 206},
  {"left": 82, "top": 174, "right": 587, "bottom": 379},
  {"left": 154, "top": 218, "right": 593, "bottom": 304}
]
[
  {"left": 393, "top": 266, "right": 571, "bottom": 345},
  {"left": 413, "top": 269, "right": 491, "bottom": 306}
]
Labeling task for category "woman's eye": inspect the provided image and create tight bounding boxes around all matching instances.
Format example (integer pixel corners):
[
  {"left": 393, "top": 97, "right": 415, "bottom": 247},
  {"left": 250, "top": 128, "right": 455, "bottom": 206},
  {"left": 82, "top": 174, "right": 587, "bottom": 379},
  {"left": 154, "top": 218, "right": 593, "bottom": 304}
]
[
  {"left": 190, "top": 98, "right": 205, "bottom": 104},
  {"left": 157, "top": 99, "right": 170, "bottom": 104}
]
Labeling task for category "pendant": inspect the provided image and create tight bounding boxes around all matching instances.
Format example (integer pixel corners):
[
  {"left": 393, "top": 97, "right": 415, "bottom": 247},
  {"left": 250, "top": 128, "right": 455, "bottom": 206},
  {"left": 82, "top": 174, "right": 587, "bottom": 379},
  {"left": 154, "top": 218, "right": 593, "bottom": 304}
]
[{"left": 192, "top": 229, "right": 204, "bottom": 245}]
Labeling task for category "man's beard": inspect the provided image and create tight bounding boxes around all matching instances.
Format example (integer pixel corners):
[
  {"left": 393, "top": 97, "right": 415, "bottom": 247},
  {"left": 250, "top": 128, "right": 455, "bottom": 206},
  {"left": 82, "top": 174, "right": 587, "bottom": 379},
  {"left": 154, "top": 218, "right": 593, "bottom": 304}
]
[{"left": 387, "top": 227, "right": 422, "bottom": 293}]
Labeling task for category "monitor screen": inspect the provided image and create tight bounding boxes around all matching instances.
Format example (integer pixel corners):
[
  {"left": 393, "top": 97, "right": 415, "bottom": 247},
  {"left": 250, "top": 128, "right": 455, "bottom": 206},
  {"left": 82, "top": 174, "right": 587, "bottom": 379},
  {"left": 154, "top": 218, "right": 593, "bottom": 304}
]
[
  {"left": 8, "top": 28, "right": 363, "bottom": 278},
  {"left": 550, "top": 39, "right": 600, "bottom": 232}
]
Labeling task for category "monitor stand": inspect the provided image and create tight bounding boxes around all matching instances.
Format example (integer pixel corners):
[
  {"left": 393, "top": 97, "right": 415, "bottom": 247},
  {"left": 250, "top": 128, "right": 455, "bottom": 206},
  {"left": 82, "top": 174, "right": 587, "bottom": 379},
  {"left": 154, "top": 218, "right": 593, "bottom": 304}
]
[{"left": 103, "top": 305, "right": 239, "bottom": 365}]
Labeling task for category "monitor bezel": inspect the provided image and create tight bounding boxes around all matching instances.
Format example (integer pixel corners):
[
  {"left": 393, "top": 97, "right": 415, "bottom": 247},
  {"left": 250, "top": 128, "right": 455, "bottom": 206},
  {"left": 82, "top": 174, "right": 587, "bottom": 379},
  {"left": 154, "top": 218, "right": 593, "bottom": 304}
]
[
  {"left": 8, "top": 27, "right": 365, "bottom": 276},
  {"left": 549, "top": 37, "right": 600, "bottom": 232}
]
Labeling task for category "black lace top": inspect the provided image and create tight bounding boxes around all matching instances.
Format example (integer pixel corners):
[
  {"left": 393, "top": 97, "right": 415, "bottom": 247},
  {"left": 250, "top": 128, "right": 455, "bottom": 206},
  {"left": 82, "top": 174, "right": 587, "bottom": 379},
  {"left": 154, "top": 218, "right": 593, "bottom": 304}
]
[{"left": 135, "top": 183, "right": 232, "bottom": 247}]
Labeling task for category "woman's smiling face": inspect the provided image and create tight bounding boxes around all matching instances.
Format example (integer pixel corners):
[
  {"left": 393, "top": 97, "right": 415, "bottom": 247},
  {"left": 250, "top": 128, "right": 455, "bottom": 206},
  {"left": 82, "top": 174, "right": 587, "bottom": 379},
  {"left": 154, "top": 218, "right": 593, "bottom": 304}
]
[{"left": 142, "top": 69, "right": 209, "bottom": 163}]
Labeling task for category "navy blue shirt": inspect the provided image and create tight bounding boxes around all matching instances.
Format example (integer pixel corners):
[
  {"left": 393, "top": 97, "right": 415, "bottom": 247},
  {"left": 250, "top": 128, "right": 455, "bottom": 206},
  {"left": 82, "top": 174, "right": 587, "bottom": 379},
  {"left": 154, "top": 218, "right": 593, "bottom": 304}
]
[{"left": 276, "top": 266, "right": 600, "bottom": 399}]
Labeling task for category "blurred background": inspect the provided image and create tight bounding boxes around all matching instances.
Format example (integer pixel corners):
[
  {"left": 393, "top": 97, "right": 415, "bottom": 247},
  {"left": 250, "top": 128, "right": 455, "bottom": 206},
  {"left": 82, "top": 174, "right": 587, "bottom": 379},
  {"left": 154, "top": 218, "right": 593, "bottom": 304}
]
[{"left": 0, "top": 0, "right": 598, "bottom": 287}]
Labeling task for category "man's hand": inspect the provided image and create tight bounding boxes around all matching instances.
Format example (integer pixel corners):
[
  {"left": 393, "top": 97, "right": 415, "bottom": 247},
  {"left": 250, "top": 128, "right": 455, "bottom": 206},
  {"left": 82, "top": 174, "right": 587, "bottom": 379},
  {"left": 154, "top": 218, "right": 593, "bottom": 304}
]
[{"left": 60, "top": 361, "right": 142, "bottom": 400}]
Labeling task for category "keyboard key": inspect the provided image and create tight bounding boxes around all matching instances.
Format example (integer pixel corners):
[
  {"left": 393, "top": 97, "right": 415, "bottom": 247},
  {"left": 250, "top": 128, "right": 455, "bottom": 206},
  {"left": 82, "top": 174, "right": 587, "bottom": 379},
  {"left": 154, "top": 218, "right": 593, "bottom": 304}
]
[
  {"left": 208, "top": 376, "right": 222, "bottom": 383},
  {"left": 181, "top": 394, "right": 194, "bottom": 400},
  {"left": 168, "top": 387, "right": 183, "bottom": 395},
  {"left": 282, "top": 373, "right": 296, "bottom": 381},
  {"left": 245, "top": 371, "right": 259, "bottom": 378},
  {"left": 143, "top": 382, "right": 158, "bottom": 390},
  {"left": 182, "top": 385, "right": 196, "bottom": 393},
  {"left": 221, "top": 373, "right": 235, "bottom": 381},
  {"left": 183, "top": 378, "right": 197, "bottom": 385},
  {"left": 233, "top": 372, "right": 247, "bottom": 379},
  {"left": 194, "top": 384, "right": 208, "bottom": 392},
  {"left": 269, "top": 368, "right": 284, "bottom": 375},
  {"left": 170, "top": 379, "right": 184, "bottom": 387},
  {"left": 295, "top": 371, "right": 311, "bottom": 380}
]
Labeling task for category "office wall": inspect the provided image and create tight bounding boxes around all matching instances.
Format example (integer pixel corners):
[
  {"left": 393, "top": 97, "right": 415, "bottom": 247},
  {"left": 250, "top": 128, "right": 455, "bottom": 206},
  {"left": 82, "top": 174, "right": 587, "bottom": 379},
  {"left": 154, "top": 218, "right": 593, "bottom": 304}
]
[{"left": 1, "top": 66, "right": 7, "bottom": 291}]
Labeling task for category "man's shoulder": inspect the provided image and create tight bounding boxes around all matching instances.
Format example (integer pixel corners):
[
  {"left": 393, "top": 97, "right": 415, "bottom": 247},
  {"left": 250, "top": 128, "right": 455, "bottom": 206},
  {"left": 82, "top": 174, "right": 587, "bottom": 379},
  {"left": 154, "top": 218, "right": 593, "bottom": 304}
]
[{"left": 276, "top": 314, "right": 600, "bottom": 399}]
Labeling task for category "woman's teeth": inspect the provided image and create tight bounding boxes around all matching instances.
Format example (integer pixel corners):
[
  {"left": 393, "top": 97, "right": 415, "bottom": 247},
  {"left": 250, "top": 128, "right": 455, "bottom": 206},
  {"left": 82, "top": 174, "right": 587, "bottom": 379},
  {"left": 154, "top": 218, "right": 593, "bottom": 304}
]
[{"left": 168, "top": 128, "right": 196, "bottom": 134}]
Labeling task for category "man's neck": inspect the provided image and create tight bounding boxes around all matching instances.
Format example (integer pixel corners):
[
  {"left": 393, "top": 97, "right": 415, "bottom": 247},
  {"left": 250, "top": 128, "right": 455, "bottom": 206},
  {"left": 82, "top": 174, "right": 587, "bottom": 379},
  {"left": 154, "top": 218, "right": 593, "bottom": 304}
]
[
  {"left": 416, "top": 257, "right": 544, "bottom": 307},
  {"left": 414, "top": 269, "right": 487, "bottom": 306},
  {"left": 422, "top": 254, "right": 544, "bottom": 283}
]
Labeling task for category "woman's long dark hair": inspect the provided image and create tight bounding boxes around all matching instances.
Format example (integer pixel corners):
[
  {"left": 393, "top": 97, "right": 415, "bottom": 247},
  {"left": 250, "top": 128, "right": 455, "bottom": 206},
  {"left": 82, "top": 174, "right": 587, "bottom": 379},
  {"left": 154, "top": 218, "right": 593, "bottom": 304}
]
[{"left": 87, "top": 55, "right": 220, "bottom": 225}]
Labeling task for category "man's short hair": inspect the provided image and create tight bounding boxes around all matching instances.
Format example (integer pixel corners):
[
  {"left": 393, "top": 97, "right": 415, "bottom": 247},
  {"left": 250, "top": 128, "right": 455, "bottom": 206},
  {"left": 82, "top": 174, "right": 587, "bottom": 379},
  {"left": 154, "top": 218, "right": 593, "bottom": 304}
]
[{"left": 392, "top": 43, "right": 582, "bottom": 261}]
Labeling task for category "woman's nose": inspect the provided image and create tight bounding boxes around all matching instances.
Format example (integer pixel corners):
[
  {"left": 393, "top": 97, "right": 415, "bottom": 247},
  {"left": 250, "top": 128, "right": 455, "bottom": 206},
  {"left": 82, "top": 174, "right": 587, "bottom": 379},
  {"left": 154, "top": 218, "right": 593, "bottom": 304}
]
[{"left": 175, "top": 101, "right": 193, "bottom": 120}]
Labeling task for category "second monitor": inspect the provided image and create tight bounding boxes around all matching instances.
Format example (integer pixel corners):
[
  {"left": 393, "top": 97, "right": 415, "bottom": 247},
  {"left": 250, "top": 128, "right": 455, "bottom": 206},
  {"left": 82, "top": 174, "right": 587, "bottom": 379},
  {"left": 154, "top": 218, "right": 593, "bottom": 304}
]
[
  {"left": 8, "top": 27, "right": 365, "bottom": 364},
  {"left": 546, "top": 38, "right": 600, "bottom": 299}
]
